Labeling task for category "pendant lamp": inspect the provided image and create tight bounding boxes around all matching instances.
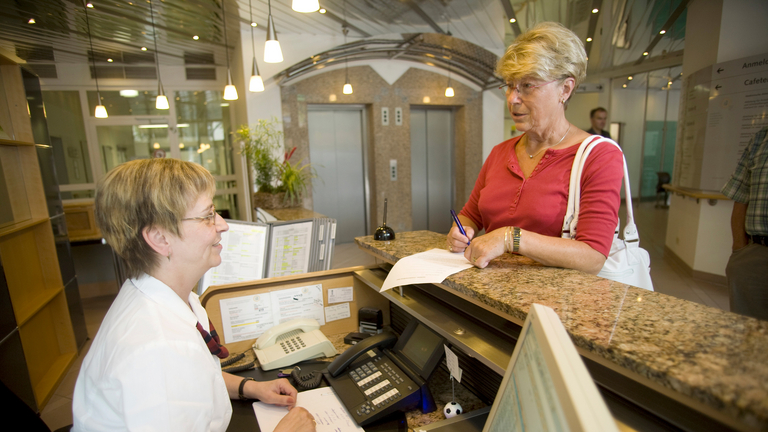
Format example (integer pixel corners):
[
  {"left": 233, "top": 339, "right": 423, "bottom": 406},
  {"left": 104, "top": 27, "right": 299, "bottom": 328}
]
[
  {"left": 84, "top": 1, "right": 107, "bottom": 118},
  {"left": 222, "top": 0, "right": 238, "bottom": 100},
  {"left": 292, "top": 0, "right": 319, "bottom": 13},
  {"left": 264, "top": 0, "right": 283, "bottom": 63},
  {"left": 248, "top": 0, "right": 264, "bottom": 92},
  {"left": 148, "top": 0, "right": 168, "bottom": 109},
  {"left": 341, "top": 2, "right": 352, "bottom": 95},
  {"left": 444, "top": 12, "right": 454, "bottom": 98}
]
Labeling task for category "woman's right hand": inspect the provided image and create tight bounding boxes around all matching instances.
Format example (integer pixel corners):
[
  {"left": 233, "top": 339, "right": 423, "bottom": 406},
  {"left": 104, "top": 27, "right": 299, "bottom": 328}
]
[
  {"left": 274, "top": 406, "right": 316, "bottom": 432},
  {"left": 447, "top": 225, "right": 475, "bottom": 253}
]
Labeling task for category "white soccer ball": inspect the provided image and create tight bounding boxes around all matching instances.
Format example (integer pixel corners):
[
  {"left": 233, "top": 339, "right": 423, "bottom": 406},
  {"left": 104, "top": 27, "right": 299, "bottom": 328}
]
[{"left": 443, "top": 401, "right": 463, "bottom": 418}]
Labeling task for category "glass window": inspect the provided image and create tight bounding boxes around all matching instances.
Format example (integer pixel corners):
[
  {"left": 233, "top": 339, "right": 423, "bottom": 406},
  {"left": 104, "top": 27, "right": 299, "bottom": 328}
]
[
  {"left": 175, "top": 91, "right": 234, "bottom": 177},
  {"left": 96, "top": 125, "right": 169, "bottom": 173},
  {"left": 87, "top": 90, "right": 166, "bottom": 116},
  {"left": 41, "top": 91, "right": 94, "bottom": 190}
]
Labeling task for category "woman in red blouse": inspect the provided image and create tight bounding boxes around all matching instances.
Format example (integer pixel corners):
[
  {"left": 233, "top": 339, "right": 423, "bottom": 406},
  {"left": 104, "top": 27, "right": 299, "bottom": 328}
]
[{"left": 447, "top": 22, "right": 624, "bottom": 274}]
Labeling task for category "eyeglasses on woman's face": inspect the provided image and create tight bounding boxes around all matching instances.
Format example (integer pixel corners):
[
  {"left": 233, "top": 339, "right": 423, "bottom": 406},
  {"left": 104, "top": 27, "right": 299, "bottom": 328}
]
[
  {"left": 499, "top": 79, "right": 557, "bottom": 97},
  {"left": 182, "top": 206, "right": 219, "bottom": 226}
]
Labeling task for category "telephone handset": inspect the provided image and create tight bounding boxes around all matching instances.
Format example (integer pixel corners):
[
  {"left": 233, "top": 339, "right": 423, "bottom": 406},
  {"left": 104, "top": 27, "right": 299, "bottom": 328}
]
[
  {"left": 323, "top": 319, "right": 443, "bottom": 427},
  {"left": 252, "top": 318, "right": 337, "bottom": 371},
  {"left": 327, "top": 331, "right": 397, "bottom": 376}
]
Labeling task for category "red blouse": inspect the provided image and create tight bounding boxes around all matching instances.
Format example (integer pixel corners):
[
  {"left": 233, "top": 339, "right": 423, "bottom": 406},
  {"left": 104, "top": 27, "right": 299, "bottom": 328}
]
[{"left": 459, "top": 135, "right": 623, "bottom": 257}]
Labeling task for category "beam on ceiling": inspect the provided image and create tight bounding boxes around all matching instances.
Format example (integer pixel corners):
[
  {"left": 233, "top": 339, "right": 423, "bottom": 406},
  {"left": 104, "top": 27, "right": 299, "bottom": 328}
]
[
  {"left": 634, "top": 0, "right": 690, "bottom": 65},
  {"left": 500, "top": 0, "right": 521, "bottom": 37},
  {"left": 402, "top": 0, "right": 445, "bottom": 34}
]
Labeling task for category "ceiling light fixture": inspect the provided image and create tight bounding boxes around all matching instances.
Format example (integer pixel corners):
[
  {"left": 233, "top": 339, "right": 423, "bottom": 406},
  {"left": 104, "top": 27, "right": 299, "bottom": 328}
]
[
  {"left": 292, "top": 0, "right": 319, "bottom": 13},
  {"left": 28, "top": 18, "right": 35, "bottom": 24},
  {"left": 222, "top": 0, "right": 238, "bottom": 100},
  {"left": 643, "top": 51, "right": 649, "bottom": 56},
  {"left": 586, "top": 37, "right": 592, "bottom": 42},
  {"left": 107, "top": 58, "right": 113, "bottom": 62},
  {"left": 628, "top": 76, "right": 633, "bottom": 80},
  {"left": 141, "top": 46, "right": 147, "bottom": 51},
  {"left": 86, "top": 2, "right": 93, "bottom": 7},
  {"left": 509, "top": 18, "right": 516, "bottom": 23},
  {"left": 248, "top": 0, "right": 264, "bottom": 92},
  {"left": 319, "top": 8, "right": 326, "bottom": 14},
  {"left": 592, "top": 8, "right": 599, "bottom": 13},
  {"left": 341, "top": 1, "right": 352, "bottom": 95},
  {"left": 120, "top": 89, "right": 139, "bottom": 97},
  {"left": 84, "top": 1, "right": 107, "bottom": 118},
  {"left": 148, "top": 0, "right": 169, "bottom": 109},
  {"left": 444, "top": 13, "right": 454, "bottom": 98},
  {"left": 264, "top": 0, "right": 283, "bottom": 63},
  {"left": 659, "top": 30, "right": 666, "bottom": 35},
  {"left": 193, "top": 35, "right": 199, "bottom": 40}
]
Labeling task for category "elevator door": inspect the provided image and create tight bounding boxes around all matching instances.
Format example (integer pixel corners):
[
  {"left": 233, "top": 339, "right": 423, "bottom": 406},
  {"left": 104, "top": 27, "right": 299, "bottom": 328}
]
[
  {"left": 308, "top": 107, "right": 368, "bottom": 244},
  {"left": 411, "top": 108, "right": 453, "bottom": 233}
]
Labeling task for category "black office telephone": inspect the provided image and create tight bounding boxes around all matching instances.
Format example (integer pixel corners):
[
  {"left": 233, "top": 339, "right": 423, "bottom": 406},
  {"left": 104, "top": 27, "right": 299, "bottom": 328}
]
[{"left": 322, "top": 318, "right": 445, "bottom": 427}]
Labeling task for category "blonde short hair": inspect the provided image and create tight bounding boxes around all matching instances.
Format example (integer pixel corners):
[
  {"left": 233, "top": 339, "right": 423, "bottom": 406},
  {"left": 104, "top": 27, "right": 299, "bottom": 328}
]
[
  {"left": 95, "top": 158, "right": 216, "bottom": 279},
  {"left": 496, "top": 22, "right": 587, "bottom": 102}
]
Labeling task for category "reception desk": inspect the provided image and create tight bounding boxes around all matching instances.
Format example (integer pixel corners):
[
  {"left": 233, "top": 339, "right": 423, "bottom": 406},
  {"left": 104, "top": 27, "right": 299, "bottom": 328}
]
[{"left": 355, "top": 231, "right": 768, "bottom": 432}]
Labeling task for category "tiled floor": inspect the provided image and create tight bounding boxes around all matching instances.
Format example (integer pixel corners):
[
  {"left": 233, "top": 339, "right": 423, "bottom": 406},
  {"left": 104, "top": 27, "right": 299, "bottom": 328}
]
[{"left": 39, "top": 201, "right": 729, "bottom": 430}]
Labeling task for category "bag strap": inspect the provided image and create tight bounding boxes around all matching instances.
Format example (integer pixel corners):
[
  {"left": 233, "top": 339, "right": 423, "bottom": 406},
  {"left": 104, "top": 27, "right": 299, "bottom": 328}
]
[{"left": 562, "top": 136, "right": 639, "bottom": 243}]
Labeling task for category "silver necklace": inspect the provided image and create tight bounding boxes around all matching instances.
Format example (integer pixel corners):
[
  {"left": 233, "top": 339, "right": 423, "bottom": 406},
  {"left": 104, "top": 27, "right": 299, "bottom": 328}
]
[{"left": 524, "top": 124, "right": 572, "bottom": 159}]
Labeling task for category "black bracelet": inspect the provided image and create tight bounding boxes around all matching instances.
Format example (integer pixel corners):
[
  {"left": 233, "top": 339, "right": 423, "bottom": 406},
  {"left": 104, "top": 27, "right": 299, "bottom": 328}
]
[
  {"left": 512, "top": 227, "right": 521, "bottom": 253},
  {"left": 239, "top": 377, "right": 255, "bottom": 400}
]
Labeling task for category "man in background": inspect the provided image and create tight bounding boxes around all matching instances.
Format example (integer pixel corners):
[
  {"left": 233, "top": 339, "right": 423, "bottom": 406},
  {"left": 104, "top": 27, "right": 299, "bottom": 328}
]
[
  {"left": 587, "top": 107, "right": 611, "bottom": 139},
  {"left": 721, "top": 126, "right": 768, "bottom": 321}
]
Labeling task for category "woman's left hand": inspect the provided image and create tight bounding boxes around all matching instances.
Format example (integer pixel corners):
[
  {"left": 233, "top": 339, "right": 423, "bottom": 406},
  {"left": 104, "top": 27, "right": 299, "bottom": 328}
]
[
  {"left": 464, "top": 228, "right": 506, "bottom": 268},
  {"left": 252, "top": 379, "right": 298, "bottom": 407}
]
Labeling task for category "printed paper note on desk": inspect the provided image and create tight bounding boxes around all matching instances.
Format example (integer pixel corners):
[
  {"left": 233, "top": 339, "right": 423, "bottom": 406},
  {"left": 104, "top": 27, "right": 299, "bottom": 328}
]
[
  {"left": 252, "top": 387, "right": 363, "bottom": 432},
  {"left": 380, "top": 248, "right": 473, "bottom": 292}
]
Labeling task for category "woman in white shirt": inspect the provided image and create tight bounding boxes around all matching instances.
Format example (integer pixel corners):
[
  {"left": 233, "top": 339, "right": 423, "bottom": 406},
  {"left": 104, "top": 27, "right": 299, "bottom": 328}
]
[{"left": 73, "top": 158, "right": 315, "bottom": 432}]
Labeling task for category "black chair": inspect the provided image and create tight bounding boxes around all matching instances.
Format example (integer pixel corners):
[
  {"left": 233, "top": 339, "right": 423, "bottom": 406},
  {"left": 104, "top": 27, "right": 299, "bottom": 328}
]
[{"left": 656, "top": 172, "right": 671, "bottom": 208}]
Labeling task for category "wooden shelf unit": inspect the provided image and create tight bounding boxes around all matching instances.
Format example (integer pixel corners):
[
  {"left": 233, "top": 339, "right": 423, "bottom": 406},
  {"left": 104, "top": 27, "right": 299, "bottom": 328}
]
[{"left": 0, "top": 57, "right": 78, "bottom": 411}]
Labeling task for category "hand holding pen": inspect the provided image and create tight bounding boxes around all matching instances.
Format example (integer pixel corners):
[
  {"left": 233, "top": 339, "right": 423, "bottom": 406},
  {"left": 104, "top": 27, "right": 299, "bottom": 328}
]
[{"left": 448, "top": 210, "right": 473, "bottom": 253}]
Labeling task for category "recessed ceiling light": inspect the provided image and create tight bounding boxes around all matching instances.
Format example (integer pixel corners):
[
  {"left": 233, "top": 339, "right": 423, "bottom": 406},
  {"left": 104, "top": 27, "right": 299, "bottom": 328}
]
[
  {"left": 28, "top": 18, "right": 35, "bottom": 24},
  {"left": 586, "top": 37, "right": 592, "bottom": 42},
  {"left": 592, "top": 8, "right": 599, "bottom": 13},
  {"left": 643, "top": 51, "right": 649, "bottom": 56},
  {"left": 251, "top": 22, "right": 257, "bottom": 27},
  {"left": 86, "top": 2, "right": 93, "bottom": 7},
  {"left": 622, "top": 84, "right": 627, "bottom": 88},
  {"left": 659, "top": 30, "right": 666, "bottom": 35},
  {"left": 141, "top": 47, "right": 147, "bottom": 51},
  {"left": 193, "top": 35, "right": 199, "bottom": 40},
  {"left": 119, "top": 90, "right": 139, "bottom": 97},
  {"left": 509, "top": 18, "right": 516, "bottom": 23},
  {"left": 107, "top": 58, "right": 113, "bottom": 62},
  {"left": 319, "top": 8, "right": 326, "bottom": 13},
  {"left": 668, "top": 81, "right": 673, "bottom": 85}
]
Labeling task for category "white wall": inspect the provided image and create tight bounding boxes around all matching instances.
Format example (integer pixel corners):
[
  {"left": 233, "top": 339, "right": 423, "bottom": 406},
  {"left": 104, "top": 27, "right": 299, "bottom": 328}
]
[
  {"left": 610, "top": 87, "right": 646, "bottom": 197},
  {"left": 482, "top": 90, "right": 505, "bottom": 161}
]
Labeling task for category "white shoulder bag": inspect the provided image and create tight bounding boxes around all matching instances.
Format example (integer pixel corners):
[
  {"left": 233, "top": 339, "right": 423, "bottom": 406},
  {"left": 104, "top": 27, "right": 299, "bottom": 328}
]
[{"left": 561, "top": 136, "right": 654, "bottom": 291}]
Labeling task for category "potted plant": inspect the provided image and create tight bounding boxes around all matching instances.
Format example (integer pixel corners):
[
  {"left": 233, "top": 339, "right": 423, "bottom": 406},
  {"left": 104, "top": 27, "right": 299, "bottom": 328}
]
[{"left": 236, "top": 119, "right": 316, "bottom": 208}]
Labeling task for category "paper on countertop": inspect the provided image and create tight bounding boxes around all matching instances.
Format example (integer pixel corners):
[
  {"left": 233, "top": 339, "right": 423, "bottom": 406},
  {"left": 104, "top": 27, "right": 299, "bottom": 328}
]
[
  {"left": 253, "top": 387, "right": 363, "bottom": 432},
  {"left": 380, "top": 248, "right": 473, "bottom": 292}
]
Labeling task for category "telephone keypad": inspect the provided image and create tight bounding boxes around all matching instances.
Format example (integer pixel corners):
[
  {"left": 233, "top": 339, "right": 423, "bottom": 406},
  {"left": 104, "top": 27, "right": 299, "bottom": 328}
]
[{"left": 279, "top": 336, "right": 306, "bottom": 354}]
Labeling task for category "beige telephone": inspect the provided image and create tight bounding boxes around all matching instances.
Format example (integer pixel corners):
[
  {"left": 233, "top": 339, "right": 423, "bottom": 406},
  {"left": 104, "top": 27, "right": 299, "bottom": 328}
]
[{"left": 252, "top": 318, "right": 337, "bottom": 371}]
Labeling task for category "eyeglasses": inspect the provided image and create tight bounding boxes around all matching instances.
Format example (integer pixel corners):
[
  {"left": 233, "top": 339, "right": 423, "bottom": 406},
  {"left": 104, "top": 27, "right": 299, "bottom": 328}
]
[
  {"left": 499, "top": 79, "right": 557, "bottom": 97},
  {"left": 182, "top": 206, "right": 218, "bottom": 226}
]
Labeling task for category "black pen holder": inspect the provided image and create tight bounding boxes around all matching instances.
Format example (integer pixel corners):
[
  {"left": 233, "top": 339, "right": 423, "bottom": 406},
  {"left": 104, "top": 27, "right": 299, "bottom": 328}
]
[{"left": 374, "top": 224, "right": 395, "bottom": 241}]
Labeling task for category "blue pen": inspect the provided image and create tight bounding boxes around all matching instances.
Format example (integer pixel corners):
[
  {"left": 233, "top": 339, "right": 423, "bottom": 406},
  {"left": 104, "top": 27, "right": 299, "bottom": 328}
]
[{"left": 450, "top": 209, "right": 471, "bottom": 245}]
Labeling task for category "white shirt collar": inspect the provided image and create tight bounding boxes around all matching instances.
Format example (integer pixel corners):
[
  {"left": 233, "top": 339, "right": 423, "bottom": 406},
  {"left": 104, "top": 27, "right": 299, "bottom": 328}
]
[{"left": 131, "top": 274, "right": 209, "bottom": 330}]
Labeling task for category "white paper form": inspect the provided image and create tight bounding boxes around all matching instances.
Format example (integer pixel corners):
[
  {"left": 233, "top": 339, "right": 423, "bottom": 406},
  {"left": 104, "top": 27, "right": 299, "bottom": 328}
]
[
  {"left": 325, "top": 302, "right": 351, "bottom": 322},
  {"left": 253, "top": 387, "right": 363, "bottom": 432},
  {"left": 200, "top": 223, "right": 268, "bottom": 293},
  {"left": 271, "top": 284, "right": 325, "bottom": 325},
  {"left": 268, "top": 221, "right": 313, "bottom": 277},
  {"left": 380, "top": 248, "right": 473, "bottom": 292},
  {"left": 219, "top": 294, "right": 274, "bottom": 343},
  {"left": 328, "top": 287, "right": 353, "bottom": 303}
]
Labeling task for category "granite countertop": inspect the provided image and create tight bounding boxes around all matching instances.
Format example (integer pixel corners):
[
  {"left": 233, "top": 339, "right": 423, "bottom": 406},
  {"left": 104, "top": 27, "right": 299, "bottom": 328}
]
[
  {"left": 356, "top": 230, "right": 768, "bottom": 430},
  {"left": 222, "top": 332, "right": 484, "bottom": 431}
]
